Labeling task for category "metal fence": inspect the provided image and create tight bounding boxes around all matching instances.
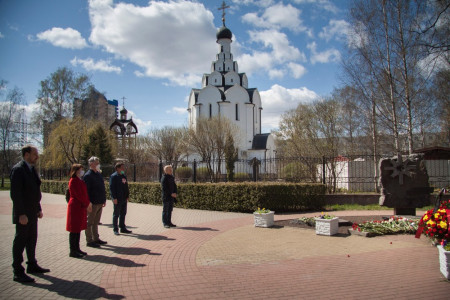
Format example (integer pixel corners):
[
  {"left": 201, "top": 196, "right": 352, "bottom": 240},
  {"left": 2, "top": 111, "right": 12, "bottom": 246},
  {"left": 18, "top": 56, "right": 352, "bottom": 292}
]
[{"left": 40, "top": 155, "right": 450, "bottom": 193}]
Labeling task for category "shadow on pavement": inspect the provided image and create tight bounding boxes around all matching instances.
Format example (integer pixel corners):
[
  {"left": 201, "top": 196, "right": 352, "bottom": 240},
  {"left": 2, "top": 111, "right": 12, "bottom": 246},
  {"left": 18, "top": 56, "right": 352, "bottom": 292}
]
[
  {"left": 33, "top": 274, "right": 124, "bottom": 299},
  {"left": 136, "top": 234, "right": 176, "bottom": 241},
  {"left": 100, "top": 244, "right": 161, "bottom": 256},
  {"left": 83, "top": 254, "right": 147, "bottom": 267},
  {"left": 177, "top": 226, "right": 219, "bottom": 231}
]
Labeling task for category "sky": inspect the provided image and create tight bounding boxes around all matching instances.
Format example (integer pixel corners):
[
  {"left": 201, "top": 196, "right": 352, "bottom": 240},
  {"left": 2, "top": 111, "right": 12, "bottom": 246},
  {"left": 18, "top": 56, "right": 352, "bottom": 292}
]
[{"left": 0, "top": 0, "right": 352, "bottom": 135}]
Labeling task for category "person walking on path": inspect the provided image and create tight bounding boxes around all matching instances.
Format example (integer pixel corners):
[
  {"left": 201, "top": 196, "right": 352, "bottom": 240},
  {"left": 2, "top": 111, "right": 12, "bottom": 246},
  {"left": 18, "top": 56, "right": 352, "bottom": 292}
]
[
  {"left": 10, "top": 145, "right": 50, "bottom": 283},
  {"left": 161, "top": 165, "right": 177, "bottom": 228},
  {"left": 67, "top": 164, "right": 92, "bottom": 258},
  {"left": 110, "top": 162, "right": 132, "bottom": 235},
  {"left": 83, "top": 157, "right": 107, "bottom": 248}
]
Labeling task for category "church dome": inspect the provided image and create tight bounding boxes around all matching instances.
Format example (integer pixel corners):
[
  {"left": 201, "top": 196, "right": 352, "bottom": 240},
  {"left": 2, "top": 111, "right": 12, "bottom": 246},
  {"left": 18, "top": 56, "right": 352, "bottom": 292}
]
[{"left": 216, "top": 26, "right": 232, "bottom": 40}]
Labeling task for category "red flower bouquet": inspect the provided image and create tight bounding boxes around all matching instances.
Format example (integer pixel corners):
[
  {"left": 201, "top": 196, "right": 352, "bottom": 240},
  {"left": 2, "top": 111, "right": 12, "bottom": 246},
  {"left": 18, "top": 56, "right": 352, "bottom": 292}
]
[{"left": 416, "top": 199, "right": 450, "bottom": 244}]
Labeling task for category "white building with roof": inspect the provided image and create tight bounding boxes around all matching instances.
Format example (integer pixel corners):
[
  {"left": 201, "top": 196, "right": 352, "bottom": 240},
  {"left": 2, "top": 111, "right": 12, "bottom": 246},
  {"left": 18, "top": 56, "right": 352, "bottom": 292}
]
[{"left": 187, "top": 19, "right": 276, "bottom": 161}]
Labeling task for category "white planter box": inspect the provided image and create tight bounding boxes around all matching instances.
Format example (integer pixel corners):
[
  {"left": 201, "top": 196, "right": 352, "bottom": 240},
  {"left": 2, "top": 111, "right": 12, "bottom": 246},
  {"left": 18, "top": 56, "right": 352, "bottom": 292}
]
[
  {"left": 254, "top": 211, "right": 274, "bottom": 228},
  {"left": 315, "top": 217, "right": 339, "bottom": 236},
  {"left": 437, "top": 245, "right": 450, "bottom": 279}
]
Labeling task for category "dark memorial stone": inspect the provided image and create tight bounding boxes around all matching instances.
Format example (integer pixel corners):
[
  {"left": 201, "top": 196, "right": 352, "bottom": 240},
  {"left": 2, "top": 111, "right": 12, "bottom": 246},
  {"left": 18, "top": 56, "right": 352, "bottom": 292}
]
[{"left": 379, "top": 153, "right": 433, "bottom": 216}]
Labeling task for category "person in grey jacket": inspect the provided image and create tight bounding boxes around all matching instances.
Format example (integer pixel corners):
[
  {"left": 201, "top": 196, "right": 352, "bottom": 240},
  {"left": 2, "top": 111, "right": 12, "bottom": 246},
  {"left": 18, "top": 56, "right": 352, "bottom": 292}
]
[
  {"left": 161, "top": 165, "right": 177, "bottom": 228},
  {"left": 10, "top": 145, "right": 50, "bottom": 283},
  {"left": 109, "top": 162, "right": 131, "bottom": 235}
]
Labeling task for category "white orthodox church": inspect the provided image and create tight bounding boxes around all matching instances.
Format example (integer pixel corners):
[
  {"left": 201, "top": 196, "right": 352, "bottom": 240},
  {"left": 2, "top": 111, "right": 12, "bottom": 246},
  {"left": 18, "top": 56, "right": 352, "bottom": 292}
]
[{"left": 187, "top": 15, "right": 276, "bottom": 161}]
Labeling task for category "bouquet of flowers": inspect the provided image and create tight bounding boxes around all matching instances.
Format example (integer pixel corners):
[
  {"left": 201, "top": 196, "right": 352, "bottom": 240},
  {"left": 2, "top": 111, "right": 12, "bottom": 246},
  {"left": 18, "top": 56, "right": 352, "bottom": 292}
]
[
  {"left": 416, "top": 197, "right": 450, "bottom": 245},
  {"left": 352, "top": 216, "right": 418, "bottom": 236}
]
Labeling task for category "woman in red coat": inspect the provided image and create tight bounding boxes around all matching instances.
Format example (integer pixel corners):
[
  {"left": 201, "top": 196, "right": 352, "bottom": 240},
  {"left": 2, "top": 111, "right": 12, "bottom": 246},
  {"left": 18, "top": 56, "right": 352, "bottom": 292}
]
[{"left": 67, "top": 164, "right": 92, "bottom": 258}]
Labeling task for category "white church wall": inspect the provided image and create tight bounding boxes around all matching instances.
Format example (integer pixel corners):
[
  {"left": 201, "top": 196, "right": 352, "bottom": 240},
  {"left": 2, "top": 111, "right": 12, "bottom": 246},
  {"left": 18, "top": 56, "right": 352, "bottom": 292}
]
[
  {"left": 241, "top": 74, "right": 248, "bottom": 88},
  {"left": 224, "top": 72, "right": 240, "bottom": 86},
  {"left": 224, "top": 59, "right": 233, "bottom": 72},
  {"left": 209, "top": 71, "right": 222, "bottom": 86}
]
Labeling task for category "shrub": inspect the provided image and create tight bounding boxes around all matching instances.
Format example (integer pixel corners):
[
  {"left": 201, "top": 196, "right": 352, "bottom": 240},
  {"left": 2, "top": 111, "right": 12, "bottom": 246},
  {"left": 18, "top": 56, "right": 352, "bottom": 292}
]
[
  {"left": 234, "top": 172, "right": 251, "bottom": 182},
  {"left": 282, "top": 162, "right": 311, "bottom": 182},
  {"left": 175, "top": 167, "right": 192, "bottom": 182},
  {"left": 196, "top": 167, "right": 210, "bottom": 182},
  {"left": 41, "top": 180, "right": 327, "bottom": 213}
]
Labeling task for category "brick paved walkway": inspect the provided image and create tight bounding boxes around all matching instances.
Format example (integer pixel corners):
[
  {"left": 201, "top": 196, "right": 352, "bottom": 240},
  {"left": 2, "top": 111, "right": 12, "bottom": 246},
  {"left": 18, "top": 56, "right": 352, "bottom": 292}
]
[{"left": 0, "top": 191, "right": 448, "bottom": 299}]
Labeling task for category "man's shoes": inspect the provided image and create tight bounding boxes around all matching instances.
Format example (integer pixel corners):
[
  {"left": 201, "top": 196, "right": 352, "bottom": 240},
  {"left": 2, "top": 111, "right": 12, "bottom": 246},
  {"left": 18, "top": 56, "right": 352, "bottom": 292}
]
[
  {"left": 69, "top": 251, "right": 84, "bottom": 258},
  {"left": 120, "top": 228, "right": 132, "bottom": 234},
  {"left": 169, "top": 223, "right": 177, "bottom": 227},
  {"left": 13, "top": 273, "right": 35, "bottom": 283},
  {"left": 114, "top": 231, "right": 120, "bottom": 235},
  {"left": 26, "top": 264, "right": 50, "bottom": 274},
  {"left": 164, "top": 224, "right": 170, "bottom": 228},
  {"left": 87, "top": 242, "right": 100, "bottom": 248},
  {"left": 95, "top": 239, "right": 107, "bottom": 245},
  {"left": 77, "top": 249, "right": 87, "bottom": 256}
]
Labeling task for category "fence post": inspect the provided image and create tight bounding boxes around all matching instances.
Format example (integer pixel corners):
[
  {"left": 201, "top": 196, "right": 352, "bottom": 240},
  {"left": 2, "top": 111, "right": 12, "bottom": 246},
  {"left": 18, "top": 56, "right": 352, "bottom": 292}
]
[
  {"left": 193, "top": 159, "right": 197, "bottom": 183},
  {"left": 252, "top": 159, "right": 257, "bottom": 182},
  {"left": 322, "top": 156, "right": 326, "bottom": 185},
  {"left": 158, "top": 161, "right": 163, "bottom": 182},
  {"left": 133, "top": 163, "right": 136, "bottom": 182}
]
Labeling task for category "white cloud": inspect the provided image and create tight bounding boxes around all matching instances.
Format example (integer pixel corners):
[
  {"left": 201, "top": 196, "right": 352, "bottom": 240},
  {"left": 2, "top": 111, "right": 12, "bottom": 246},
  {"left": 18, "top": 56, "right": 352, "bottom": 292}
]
[
  {"left": 307, "top": 42, "right": 340, "bottom": 64},
  {"left": 237, "top": 30, "right": 306, "bottom": 78},
  {"left": 287, "top": 62, "right": 307, "bottom": 79},
  {"left": 232, "top": 0, "right": 274, "bottom": 7},
  {"left": 126, "top": 109, "right": 152, "bottom": 134},
  {"left": 260, "top": 84, "right": 319, "bottom": 130},
  {"left": 242, "top": 2, "right": 309, "bottom": 34},
  {"left": 292, "top": 0, "right": 339, "bottom": 14},
  {"left": 319, "top": 19, "right": 351, "bottom": 42},
  {"left": 88, "top": 0, "right": 217, "bottom": 87},
  {"left": 0, "top": 32, "right": 4, "bottom": 38},
  {"left": 268, "top": 69, "right": 284, "bottom": 79},
  {"left": 249, "top": 29, "right": 305, "bottom": 63},
  {"left": 36, "top": 27, "right": 88, "bottom": 49},
  {"left": 166, "top": 107, "right": 187, "bottom": 115},
  {"left": 71, "top": 57, "right": 122, "bottom": 74}
]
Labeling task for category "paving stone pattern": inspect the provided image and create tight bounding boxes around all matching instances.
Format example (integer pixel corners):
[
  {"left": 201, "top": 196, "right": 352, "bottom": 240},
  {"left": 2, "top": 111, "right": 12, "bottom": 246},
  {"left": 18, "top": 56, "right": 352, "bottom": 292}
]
[{"left": 0, "top": 191, "right": 448, "bottom": 299}]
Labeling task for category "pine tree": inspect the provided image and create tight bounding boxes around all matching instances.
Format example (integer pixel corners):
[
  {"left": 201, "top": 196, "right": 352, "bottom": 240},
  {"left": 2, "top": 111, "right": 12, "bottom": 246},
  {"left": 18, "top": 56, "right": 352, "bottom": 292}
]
[{"left": 81, "top": 124, "right": 113, "bottom": 164}]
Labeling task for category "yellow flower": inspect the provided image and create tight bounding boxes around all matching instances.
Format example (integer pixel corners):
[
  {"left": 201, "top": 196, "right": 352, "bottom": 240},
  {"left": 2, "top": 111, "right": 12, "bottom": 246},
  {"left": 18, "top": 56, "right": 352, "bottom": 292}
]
[
  {"left": 440, "top": 221, "right": 448, "bottom": 229},
  {"left": 434, "top": 212, "right": 441, "bottom": 219},
  {"left": 427, "top": 220, "right": 435, "bottom": 226},
  {"left": 438, "top": 209, "right": 446, "bottom": 213},
  {"left": 423, "top": 215, "right": 429, "bottom": 221}
]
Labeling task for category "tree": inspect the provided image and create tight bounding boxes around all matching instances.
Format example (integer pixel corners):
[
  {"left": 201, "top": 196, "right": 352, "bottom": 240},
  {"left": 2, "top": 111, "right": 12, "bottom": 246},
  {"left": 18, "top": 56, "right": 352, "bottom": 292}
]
[
  {"left": 81, "top": 124, "right": 114, "bottom": 165},
  {"left": 432, "top": 69, "right": 450, "bottom": 144},
  {"left": 33, "top": 67, "right": 91, "bottom": 126},
  {"left": 188, "top": 116, "right": 238, "bottom": 182},
  {"left": 41, "top": 117, "right": 93, "bottom": 168},
  {"left": 0, "top": 82, "right": 24, "bottom": 187},
  {"left": 224, "top": 132, "right": 238, "bottom": 182},
  {"left": 344, "top": 0, "right": 441, "bottom": 155},
  {"left": 278, "top": 98, "right": 344, "bottom": 191},
  {"left": 143, "top": 126, "right": 189, "bottom": 168}
]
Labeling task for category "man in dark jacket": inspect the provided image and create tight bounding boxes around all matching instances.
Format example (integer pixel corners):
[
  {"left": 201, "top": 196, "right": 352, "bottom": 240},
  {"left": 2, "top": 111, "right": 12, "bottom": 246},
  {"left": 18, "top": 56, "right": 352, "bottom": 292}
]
[
  {"left": 83, "top": 156, "right": 107, "bottom": 247},
  {"left": 10, "top": 145, "right": 50, "bottom": 283},
  {"left": 109, "top": 162, "right": 131, "bottom": 235},
  {"left": 161, "top": 165, "right": 177, "bottom": 228}
]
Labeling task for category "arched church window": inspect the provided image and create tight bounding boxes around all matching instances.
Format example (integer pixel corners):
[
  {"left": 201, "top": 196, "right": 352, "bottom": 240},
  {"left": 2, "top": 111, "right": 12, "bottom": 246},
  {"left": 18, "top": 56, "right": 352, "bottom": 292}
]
[
  {"left": 209, "top": 103, "right": 212, "bottom": 119},
  {"left": 235, "top": 103, "right": 239, "bottom": 121}
]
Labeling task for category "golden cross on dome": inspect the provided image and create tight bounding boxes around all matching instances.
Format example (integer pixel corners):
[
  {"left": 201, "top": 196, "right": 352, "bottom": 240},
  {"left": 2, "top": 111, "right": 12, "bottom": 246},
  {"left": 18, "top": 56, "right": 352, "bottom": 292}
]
[
  {"left": 121, "top": 96, "right": 126, "bottom": 107},
  {"left": 218, "top": 1, "right": 230, "bottom": 26}
]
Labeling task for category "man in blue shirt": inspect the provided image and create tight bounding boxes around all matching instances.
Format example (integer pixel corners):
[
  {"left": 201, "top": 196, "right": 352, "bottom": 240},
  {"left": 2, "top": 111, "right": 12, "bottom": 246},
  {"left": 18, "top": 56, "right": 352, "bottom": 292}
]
[{"left": 109, "top": 162, "right": 131, "bottom": 235}]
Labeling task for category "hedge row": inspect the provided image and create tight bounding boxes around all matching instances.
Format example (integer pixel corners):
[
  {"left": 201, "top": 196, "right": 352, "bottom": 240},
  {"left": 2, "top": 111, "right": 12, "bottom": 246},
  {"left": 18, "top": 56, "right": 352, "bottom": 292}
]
[{"left": 41, "top": 180, "right": 326, "bottom": 213}]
